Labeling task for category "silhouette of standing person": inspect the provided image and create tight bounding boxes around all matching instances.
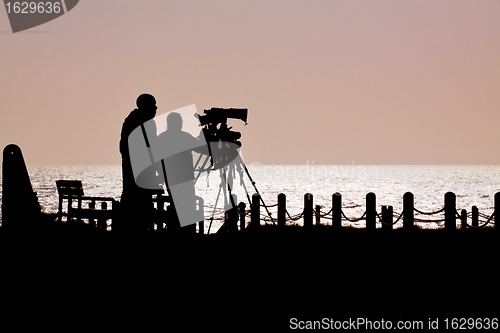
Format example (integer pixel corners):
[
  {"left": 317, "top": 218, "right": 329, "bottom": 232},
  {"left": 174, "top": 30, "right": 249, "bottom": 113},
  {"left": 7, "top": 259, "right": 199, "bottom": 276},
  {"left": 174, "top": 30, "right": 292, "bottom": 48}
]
[
  {"left": 119, "top": 93, "right": 158, "bottom": 233},
  {"left": 155, "top": 112, "right": 206, "bottom": 232}
]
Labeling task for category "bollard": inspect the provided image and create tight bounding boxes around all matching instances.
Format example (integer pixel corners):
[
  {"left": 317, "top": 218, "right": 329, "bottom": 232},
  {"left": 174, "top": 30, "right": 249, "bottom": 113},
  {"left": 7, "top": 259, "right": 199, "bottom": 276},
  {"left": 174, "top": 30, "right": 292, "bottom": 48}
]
[
  {"left": 366, "top": 192, "right": 376, "bottom": 230},
  {"left": 332, "top": 192, "right": 342, "bottom": 229},
  {"left": 304, "top": 193, "right": 313, "bottom": 228},
  {"left": 461, "top": 209, "right": 467, "bottom": 230},
  {"left": 444, "top": 192, "right": 456, "bottom": 230},
  {"left": 381, "top": 205, "right": 393, "bottom": 231},
  {"left": 315, "top": 205, "right": 321, "bottom": 226},
  {"left": 278, "top": 193, "right": 286, "bottom": 228},
  {"left": 238, "top": 202, "right": 246, "bottom": 231},
  {"left": 403, "top": 192, "right": 414, "bottom": 230},
  {"left": 2, "top": 144, "right": 42, "bottom": 228},
  {"left": 251, "top": 193, "right": 260, "bottom": 228}
]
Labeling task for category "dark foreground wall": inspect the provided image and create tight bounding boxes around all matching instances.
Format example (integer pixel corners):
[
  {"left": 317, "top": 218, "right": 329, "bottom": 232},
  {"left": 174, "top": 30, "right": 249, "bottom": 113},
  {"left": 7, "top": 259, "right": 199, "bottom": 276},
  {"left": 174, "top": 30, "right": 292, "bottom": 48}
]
[{"left": 0, "top": 223, "right": 498, "bottom": 330}]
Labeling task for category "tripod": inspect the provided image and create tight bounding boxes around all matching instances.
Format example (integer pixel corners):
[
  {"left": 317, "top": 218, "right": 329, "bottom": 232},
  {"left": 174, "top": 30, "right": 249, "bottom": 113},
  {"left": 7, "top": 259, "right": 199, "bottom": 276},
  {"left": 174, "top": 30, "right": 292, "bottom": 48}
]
[{"left": 193, "top": 147, "right": 274, "bottom": 233}]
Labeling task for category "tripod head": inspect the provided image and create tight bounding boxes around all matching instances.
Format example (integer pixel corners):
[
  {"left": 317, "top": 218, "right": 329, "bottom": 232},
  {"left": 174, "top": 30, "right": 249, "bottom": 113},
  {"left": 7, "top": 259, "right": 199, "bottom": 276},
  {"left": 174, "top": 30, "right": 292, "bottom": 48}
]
[{"left": 193, "top": 107, "right": 248, "bottom": 171}]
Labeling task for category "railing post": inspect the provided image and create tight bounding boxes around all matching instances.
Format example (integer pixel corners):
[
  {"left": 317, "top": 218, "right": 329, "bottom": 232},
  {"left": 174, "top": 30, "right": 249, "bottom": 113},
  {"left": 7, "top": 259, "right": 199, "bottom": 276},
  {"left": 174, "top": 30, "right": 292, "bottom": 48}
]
[
  {"left": 366, "top": 192, "right": 376, "bottom": 230},
  {"left": 471, "top": 206, "right": 478, "bottom": 228},
  {"left": 495, "top": 192, "right": 499, "bottom": 231},
  {"left": 238, "top": 202, "right": 246, "bottom": 231},
  {"left": 332, "top": 192, "right": 342, "bottom": 229},
  {"left": 251, "top": 193, "right": 260, "bottom": 229},
  {"left": 403, "top": 192, "right": 414, "bottom": 230},
  {"left": 460, "top": 209, "right": 467, "bottom": 230},
  {"left": 304, "top": 193, "right": 313, "bottom": 228},
  {"left": 444, "top": 192, "right": 456, "bottom": 230},
  {"left": 315, "top": 205, "right": 321, "bottom": 225},
  {"left": 226, "top": 194, "right": 238, "bottom": 233},
  {"left": 277, "top": 193, "right": 286, "bottom": 228},
  {"left": 381, "top": 205, "right": 393, "bottom": 231}
]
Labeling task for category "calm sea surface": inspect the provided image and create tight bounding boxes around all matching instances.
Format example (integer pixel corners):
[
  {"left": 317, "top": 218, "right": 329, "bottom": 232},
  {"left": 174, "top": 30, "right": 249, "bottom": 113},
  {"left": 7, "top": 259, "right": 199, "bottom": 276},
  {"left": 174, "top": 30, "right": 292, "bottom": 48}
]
[{"left": 1, "top": 165, "right": 498, "bottom": 232}]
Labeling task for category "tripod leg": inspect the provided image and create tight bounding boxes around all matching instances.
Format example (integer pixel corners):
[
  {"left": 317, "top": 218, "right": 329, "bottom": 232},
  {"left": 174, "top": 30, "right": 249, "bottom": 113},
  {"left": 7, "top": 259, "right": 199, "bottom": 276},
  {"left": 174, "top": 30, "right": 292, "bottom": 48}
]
[
  {"left": 236, "top": 161, "right": 252, "bottom": 206},
  {"left": 235, "top": 154, "right": 275, "bottom": 224},
  {"left": 193, "top": 152, "right": 203, "bottom": 172},
  {"left": 207, "top": 181, "right": 223, "bottom": 234},
  {"left": 226, "top": 164, "right": 237, "bottom": 210},
  {"left": 220, "top": 166, "right": 229, "bottom": 209},
  {"left": 194, "top": 155, "right": 211, "bottom": 185}
]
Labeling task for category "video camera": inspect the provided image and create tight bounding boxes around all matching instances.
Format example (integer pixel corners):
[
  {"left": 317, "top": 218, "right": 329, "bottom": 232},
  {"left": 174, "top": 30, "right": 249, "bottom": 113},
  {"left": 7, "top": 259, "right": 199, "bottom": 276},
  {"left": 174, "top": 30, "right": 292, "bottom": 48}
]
[
  {"left": 197, "top": 108, "right": 248, "bottom": 147},
  {"left": 198, "top": 107, "right": 248, "bottom": 126}
]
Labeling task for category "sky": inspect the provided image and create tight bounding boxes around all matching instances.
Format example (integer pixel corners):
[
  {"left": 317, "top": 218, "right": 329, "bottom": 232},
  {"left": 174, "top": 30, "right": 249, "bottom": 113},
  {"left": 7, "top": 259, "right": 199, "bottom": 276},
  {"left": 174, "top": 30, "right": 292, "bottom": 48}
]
[{"left": 1, "top": 0, "right": 499, "bottom": 165}]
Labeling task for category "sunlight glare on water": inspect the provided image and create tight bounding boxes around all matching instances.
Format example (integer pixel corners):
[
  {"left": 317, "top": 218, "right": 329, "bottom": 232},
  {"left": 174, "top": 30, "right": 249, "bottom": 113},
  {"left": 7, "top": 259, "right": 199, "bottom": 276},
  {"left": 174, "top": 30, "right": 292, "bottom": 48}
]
[{"left": 1, "top": 164, "right": 498, "bottom": 231}]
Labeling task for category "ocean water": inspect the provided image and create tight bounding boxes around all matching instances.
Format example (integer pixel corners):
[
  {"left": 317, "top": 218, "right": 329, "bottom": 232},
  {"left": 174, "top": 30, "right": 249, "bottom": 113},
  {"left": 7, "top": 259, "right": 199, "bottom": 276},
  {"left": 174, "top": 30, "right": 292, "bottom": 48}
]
[{"left": 1, "top": 164, "right": 498, "bottom": 232}]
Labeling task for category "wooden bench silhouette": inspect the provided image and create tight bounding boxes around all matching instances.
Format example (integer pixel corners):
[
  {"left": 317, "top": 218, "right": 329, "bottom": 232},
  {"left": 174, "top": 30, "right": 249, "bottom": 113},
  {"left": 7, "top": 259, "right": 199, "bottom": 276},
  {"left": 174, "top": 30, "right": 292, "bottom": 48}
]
[
  {"left": 56, "top": 180, "right": 205, "bottom": 233},
  {"left": 56, "top": 180, "right": 116, "bottom": 228}
]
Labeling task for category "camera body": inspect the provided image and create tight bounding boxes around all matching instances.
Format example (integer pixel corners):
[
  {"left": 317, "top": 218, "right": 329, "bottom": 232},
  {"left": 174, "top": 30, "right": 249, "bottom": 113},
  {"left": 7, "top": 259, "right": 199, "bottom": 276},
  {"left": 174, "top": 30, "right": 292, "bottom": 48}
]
[
  {"left": 198, "top": 108, "right": 248, "bottom": 127},
  {"left": 198, "top": 108, "right": 248, "bottom": 146},
  {"left": 195, "top": 107, "right": 248, "bottom": 170}
]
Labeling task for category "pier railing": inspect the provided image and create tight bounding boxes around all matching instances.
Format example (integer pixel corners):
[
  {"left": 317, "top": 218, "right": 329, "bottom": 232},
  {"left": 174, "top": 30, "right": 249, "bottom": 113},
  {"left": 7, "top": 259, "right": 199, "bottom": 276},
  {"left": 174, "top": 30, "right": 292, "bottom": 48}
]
[
  {"left": 50, "top": 190, "right": 498, "bottom": 233},
  {"left": 221, "top": 191, "right": 498, "bottom": 232}
]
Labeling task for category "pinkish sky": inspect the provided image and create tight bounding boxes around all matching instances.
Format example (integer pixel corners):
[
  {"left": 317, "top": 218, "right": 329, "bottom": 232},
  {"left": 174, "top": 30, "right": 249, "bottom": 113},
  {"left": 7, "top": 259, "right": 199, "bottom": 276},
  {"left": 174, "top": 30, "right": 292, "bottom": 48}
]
[{"left": 1, "top": 0, "right": 499, "bottom": 165}]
